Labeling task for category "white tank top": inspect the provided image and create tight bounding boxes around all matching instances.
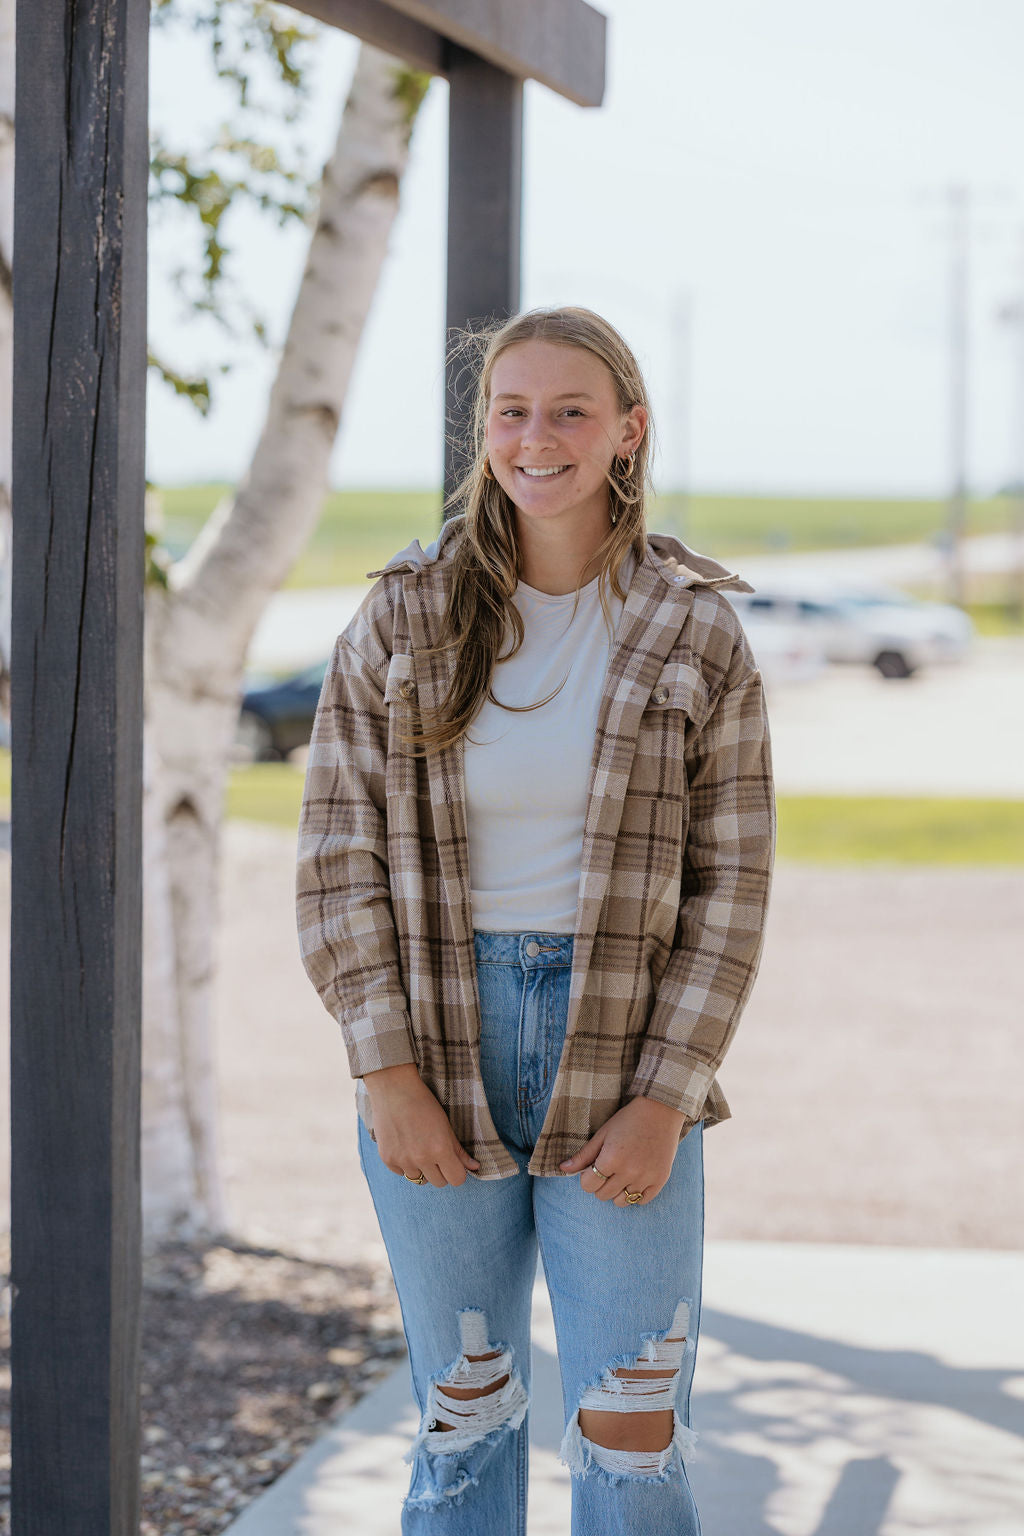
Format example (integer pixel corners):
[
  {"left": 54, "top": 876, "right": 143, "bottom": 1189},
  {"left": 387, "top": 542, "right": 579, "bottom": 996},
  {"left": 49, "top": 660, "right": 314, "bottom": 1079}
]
[{"left": 464, "top": 555, "right": 633, "bottom": 933}]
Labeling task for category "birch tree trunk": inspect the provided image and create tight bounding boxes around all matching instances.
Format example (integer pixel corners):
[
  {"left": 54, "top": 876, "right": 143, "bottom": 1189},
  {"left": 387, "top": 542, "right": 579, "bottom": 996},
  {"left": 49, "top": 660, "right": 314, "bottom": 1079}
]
[
  {"left": 0, "top": 0, "right": 15, "bottom": 719},
  {"left": 141, "top": 44, "right": 428, "bottom": 1240}
]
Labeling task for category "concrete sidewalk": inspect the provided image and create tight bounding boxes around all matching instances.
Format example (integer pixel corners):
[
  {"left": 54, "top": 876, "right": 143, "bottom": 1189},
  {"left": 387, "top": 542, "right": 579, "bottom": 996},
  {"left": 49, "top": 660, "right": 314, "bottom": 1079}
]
[{"left": 222, "top": 1240, "right": 1024, "bottom": 1536}]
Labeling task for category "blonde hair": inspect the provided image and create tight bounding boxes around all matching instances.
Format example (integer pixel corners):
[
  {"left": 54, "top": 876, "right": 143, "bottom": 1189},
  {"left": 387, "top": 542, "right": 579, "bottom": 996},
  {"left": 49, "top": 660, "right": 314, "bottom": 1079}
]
[{"left": 408, "top": 305, "right": 655, "bottom": 754}]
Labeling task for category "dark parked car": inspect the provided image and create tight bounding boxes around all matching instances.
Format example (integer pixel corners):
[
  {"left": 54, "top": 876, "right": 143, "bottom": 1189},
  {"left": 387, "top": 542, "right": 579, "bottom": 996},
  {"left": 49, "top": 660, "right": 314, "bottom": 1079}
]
[{"left": 235, "top": 658, "right": 328, "bottom": 761}]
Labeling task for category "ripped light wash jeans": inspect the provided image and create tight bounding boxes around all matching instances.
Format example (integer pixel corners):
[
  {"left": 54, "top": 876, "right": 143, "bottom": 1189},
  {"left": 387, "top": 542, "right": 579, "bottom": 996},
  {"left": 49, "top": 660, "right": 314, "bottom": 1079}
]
[{"left": 357, "top": 929, "right": 705, "bottom": 1536}]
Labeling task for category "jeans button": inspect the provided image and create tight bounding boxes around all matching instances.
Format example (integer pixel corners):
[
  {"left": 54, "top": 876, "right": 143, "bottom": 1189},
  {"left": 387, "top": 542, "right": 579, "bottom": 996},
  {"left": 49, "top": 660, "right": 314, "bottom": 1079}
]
[{"left": 524, "top": 940, "right": 541, "bottom": 958}]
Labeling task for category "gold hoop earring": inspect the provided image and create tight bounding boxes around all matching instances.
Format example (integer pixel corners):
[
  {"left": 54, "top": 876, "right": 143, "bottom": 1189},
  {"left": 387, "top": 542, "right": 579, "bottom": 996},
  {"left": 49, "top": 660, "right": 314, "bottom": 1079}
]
[
  {"left": 482, "top": 457, "right": 496, "bottom": 481},
  {"left": 617, "top": 452, "right": 636, "bottom": 477}
]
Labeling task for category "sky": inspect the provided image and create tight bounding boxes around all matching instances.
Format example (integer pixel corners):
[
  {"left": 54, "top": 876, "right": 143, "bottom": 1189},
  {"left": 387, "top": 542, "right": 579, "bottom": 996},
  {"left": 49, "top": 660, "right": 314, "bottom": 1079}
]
[{"left": 146, "top": 0, "right": 1024, "bottom": 497}]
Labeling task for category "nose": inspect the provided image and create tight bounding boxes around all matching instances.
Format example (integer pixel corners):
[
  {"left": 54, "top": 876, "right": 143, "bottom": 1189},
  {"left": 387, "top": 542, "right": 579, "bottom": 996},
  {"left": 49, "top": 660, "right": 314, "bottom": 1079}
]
[{"left": 519, "top": 411, "right": 558, "bottom": 452}]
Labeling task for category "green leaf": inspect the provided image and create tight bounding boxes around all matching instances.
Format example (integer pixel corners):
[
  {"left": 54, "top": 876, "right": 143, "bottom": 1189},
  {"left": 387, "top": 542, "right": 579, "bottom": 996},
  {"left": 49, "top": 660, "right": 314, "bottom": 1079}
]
[
  {"left": 149, "top": 0, "right": 321, "bottom": 391},
  {"left": 147, "top": 346, "right": 213, "bottom": 416}
]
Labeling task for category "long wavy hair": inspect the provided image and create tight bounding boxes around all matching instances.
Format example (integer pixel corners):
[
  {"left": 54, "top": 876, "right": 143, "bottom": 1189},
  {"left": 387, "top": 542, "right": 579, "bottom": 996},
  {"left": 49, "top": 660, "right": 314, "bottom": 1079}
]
[{"left": 407, "top": 306, "right": 655, "bottom": 754}]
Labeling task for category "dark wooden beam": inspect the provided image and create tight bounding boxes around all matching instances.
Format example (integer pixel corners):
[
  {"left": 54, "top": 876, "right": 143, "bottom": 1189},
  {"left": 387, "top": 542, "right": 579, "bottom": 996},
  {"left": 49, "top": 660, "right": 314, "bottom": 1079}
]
[
  {"left": 392, "top": 0, "right": 605, "bottom": 105},
  {"left": 10, "top": 0, "right": 148, "bottom": 1531},
  {"left": 444, "top": 44, "right": 522, "bottom": 500},
  {"left": 291, "top": 0, "right": 444, "bottom": 75},
  {"left": 295, "top": 0, "right": 606, "bottom": 107}
]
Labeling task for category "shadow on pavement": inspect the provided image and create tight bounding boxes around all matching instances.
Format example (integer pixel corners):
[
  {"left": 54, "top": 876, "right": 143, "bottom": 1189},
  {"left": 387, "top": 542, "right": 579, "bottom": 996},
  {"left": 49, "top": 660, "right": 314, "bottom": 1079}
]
[{"left": 702, "top": 1306, "right": 1024, "bottom": 1441}]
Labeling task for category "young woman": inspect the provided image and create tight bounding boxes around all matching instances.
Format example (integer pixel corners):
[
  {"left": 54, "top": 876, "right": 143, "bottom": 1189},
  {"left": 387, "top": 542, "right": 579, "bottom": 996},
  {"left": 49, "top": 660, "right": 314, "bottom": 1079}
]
[{"left": 296, "top": 306, "right": 775, "bottom": 1535}]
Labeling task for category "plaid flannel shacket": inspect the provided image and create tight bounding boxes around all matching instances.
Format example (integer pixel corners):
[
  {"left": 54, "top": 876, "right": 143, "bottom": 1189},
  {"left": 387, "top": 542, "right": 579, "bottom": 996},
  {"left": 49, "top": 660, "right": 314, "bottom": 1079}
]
[{"left": 295, "top": 516, "right": 776, "bottom": 1179}]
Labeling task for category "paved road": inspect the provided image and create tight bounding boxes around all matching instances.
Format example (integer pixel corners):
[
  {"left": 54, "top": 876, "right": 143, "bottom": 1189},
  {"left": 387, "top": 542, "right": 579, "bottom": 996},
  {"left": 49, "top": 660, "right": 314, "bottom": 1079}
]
[
  {"left": 740, "top": 529, "right": 1024, "bottom": 589},
  {"left": 764, "top": 636, "right": 1024, "bottom": 797},
  {"left": 246, "top": 530, "right": 1024, "bottom": 675},
  {"left": 245, "top": 550, "right": 1024, "bottom": 800}
]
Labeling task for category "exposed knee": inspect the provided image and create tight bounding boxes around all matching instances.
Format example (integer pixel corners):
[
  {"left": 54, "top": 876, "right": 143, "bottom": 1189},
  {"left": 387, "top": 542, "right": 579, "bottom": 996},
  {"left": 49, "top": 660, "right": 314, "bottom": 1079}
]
[
  {"left": 432, "top": 1346, "right": 509, "bottom": 1432},
  {"left": 410, "top": 1310, "right": 527, "bottom": 1455},
  {"left": 561, "top": 1301, "right": 697, "bottom": 1479},
  {"left": 578, "top": 1403, "right": 676, "bottom": 1453}
]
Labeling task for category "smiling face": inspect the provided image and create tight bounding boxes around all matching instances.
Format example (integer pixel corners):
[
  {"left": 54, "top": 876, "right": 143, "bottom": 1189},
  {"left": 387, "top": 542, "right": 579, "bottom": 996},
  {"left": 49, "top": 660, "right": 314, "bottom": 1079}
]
[{"left": 484, "top": 339, "right": 646, "bottom": 534}]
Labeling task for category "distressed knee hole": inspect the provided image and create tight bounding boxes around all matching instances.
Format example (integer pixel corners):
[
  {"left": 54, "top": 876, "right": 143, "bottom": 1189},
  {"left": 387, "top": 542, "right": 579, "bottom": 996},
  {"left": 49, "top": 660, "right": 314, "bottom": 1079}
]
[
  {"left": 560, "top": 1300, "right": 699, "bottom": 1480},
  {"left": 432, "top": 1347, "right": 508, "bottom": 1431},
  {"left": 408, "top": 1309, "right": 528, "bottom": 1459}
]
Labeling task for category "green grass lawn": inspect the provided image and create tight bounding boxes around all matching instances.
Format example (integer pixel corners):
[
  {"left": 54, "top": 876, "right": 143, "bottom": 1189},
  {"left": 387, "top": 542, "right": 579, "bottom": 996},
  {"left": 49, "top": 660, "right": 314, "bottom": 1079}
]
[
  {"left": 961, "top": 602, "right": 1024, "bottom": 637},
  {"left": 903, "top": 570, "right": 1024, "bottom": 635},
  {"left": 2, "top": 747, "right": 1019, "bottom": 864},
  {"left": 222, "top": 765, "right": 1024, "bottom": 865},
  {"left": 226, "top": 761, "right": 305, "bottom": 828},
  {"left": 774, "top": 794, "right": 1024, "bottom": 864},
  {"left": 152, "top": 485, "right": 1016, "bottom": 590},
  {"left": 156, "top": 486, "right": 444, "bottom": 588}
]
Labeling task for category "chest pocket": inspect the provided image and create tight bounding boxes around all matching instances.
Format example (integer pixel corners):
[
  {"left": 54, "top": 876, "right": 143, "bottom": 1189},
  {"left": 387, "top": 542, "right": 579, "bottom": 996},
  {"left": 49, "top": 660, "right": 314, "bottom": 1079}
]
[
  {"left": 629, "top": 660, "right": 711, "bottom": 800},
  {"left": 646, "top": 660, "right": 711, "bottom": 730}
]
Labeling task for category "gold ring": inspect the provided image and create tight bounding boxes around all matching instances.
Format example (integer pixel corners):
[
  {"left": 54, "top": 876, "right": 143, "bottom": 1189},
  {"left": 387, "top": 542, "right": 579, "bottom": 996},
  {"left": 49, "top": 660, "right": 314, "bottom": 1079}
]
[
  {"left": 591, "top": 1163, "right": 611, "bottom": 1180},
  {"left": 404, "top": 1172, "right": 428, "bottom": 1185},
  {"left": 623, "top": 1188, "right": 644, "bottom": 1205}
]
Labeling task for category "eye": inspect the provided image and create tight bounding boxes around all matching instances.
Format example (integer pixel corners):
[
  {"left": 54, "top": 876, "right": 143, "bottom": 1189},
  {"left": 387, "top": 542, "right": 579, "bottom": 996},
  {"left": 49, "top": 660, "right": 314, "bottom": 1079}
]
[
  {"left": 499, "top": 408, "right": 525, "bottom": 417},
  {"left": 562, "top": 407, "right": 586, "bottom": 417}
]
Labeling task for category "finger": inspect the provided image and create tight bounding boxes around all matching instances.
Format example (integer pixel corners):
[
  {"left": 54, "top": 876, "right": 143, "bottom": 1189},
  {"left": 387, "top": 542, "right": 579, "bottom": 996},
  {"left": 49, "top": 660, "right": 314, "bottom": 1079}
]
[
  {"left": 422, "top": 1162, "right": 448, "bottom": 1189},
  {"left": 440, "top": 1150, "right": 472, "bottom": 1186},
  {"left": 579, "top": 1166, "right": 614, "bottom": 1195},
  {"left": 596, "top": 1172, "right": 633, "bottom": 1203},
  {"left": 613, "top": 1185, "right": 651, "bottom": 1208},
  {"left": 457, "top": 1144, "right": 481, "bottom": 1171},
  {"left": 560, "top": 1135, "right": 603, "bottom": 1173}
]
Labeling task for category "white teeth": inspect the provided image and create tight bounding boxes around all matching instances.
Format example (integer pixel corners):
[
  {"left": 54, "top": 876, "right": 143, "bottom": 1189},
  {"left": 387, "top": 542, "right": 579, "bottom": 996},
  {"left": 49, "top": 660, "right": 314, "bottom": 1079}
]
[{"left": 519, "top": 465, "right": 569, "bottom": 477}]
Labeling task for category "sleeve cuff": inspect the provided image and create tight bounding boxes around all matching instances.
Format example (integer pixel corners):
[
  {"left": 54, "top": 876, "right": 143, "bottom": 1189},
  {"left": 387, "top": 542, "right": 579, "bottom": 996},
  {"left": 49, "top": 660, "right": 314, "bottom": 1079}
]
[
  {"left": 628, "top": 1049, "right": 717, "bottom": 1122},
  {"left": 338, "top": 1010, "right": 419, "bottom": 1079}
]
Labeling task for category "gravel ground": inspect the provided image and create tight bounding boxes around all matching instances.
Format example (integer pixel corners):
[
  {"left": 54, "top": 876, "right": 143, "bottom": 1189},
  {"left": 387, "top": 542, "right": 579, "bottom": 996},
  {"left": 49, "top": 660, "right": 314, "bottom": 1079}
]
[
  {"left": 0, "top": 1231, "right": 403, "bottom": 1536},
  {"left": 208, "top": 824, "right": 1024, "bottom": 1259},
  {"left": 0, "top": 821, "right": 1022, "bottom": 1532},
  {"left": 701, "top": 862, "right": 1024, "bottom": 1249},
  {"left": 133, "top": 1240, "right": 402, "bottom": 1536}
]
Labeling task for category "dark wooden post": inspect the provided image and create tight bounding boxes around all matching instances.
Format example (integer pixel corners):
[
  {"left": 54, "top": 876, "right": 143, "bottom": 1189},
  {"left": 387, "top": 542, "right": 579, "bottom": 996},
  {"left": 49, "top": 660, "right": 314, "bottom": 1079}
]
[
  {"left": 10, "top": 0, "right": 148, "bottom": 1531},
  {"left": 443, "top": 43, "right": 523, "bottom": 501}
]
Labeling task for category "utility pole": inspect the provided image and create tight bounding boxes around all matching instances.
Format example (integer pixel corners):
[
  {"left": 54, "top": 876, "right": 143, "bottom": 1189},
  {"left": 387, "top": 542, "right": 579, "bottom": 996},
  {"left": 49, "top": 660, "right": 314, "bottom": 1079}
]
[
  {"left": 946, "top": 182, "right": 970, "bottom": 608},
  {"left": 997, "top": 244, "right": 1024, "bottom": 624},
  {"left": 670, "top": 287, "right": 693, "bottom": 539}
]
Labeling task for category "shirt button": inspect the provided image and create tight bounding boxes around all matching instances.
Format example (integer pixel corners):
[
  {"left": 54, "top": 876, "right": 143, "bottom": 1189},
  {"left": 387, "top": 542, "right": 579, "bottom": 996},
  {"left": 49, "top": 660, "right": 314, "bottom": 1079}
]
[
  {"left": 652, "top": 685, "right": 670, "bottom": 704},
  {"left": 398, "top": 679, "right": 417, "bottom": 698},
  {"left": 524, "top": 941, "right": 541, "bottom": 958}
]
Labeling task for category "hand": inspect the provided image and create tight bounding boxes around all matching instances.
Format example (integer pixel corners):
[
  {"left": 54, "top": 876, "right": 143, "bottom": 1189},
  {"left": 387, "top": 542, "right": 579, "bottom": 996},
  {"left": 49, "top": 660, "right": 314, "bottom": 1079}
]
[
  {"left": 559, "top": 1097, "right": 690, "bottom": 1208},
  {"left": 362, "top": 1064, "right": 481, "bottom": 1188}
]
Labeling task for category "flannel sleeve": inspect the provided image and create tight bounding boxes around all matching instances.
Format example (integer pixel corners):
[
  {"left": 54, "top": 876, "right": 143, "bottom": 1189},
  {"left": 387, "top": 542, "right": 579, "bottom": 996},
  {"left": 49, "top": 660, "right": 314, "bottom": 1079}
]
[
  {"left": 295, "top": 630, "right": 418, "bottom": 1078},
  {"left": 628, "top": 663, "right": 776, "bottom": 1119}
]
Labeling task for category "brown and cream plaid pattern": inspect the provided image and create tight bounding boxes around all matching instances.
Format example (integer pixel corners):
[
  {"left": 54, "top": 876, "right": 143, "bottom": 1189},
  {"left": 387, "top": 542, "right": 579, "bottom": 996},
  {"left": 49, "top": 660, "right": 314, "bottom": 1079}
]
[{"left": 296, "top": 517, "right": 776, "bottom": 1179}]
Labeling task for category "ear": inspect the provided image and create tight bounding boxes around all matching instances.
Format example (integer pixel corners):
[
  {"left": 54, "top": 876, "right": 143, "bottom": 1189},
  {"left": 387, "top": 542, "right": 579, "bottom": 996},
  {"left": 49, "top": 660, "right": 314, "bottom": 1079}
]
[{"left": 618, "top": 403, "right": 648, "bottom": 456}]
